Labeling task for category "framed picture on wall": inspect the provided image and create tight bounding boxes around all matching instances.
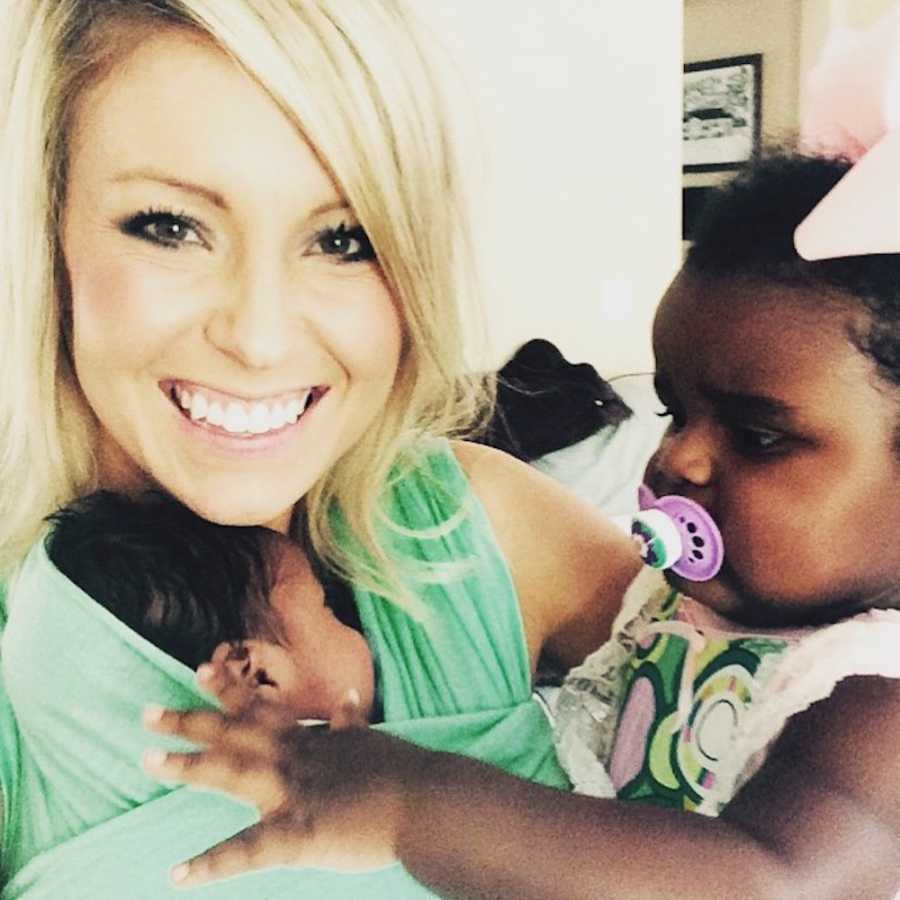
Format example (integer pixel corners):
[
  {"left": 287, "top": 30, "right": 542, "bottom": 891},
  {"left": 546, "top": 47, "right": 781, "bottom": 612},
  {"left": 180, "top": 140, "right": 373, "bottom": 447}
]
[{"left": 683, "top": 54, "right": 762, "bottom": 173}]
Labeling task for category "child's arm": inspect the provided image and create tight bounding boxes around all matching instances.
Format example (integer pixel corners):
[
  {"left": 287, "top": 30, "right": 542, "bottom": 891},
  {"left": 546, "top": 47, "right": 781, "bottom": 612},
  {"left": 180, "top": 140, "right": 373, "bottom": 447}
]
[
  {"left": 144, "top": 675, "right": 900, "bottom": 899},
  {"left": 396, "top": 676, "right": 900, "bottom": 900},
  {"left": 721, "top": 675, "right": 900, "bottom": 898}
]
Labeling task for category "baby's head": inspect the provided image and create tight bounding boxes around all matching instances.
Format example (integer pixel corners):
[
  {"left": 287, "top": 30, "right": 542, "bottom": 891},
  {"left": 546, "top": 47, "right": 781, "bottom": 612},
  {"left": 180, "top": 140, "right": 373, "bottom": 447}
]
[
  {"left": 46, "top": 491, "right": 373, "bottom": 720},
  {"left": 646, "top": 152, "right": 900, "bottom": 627},
  {"left": 219, "top": 536, "right": 375, "bottom": 722}
]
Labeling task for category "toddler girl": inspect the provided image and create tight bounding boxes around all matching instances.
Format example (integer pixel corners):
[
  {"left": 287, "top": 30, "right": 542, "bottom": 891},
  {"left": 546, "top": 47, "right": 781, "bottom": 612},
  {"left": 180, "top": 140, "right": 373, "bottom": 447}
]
[{"left": 555, "top": 151, "right": 900, "bottom": 818}]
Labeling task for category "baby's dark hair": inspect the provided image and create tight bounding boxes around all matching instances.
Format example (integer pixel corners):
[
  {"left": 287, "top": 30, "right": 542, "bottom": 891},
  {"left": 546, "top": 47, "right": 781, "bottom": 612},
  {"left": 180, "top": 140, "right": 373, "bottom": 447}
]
[
  {"left": 46, "top": 490, "right": 287, "bottom": 669},
  {"left": 686, "top": 150, "right": 900, "bottom": 390}
]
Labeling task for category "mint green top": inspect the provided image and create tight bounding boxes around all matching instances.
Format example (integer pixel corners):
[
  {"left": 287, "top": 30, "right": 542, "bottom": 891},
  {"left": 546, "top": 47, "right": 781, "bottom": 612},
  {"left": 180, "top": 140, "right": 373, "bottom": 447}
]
[{"left": 0, "top": 440, "right": 568, "bottom": 898}]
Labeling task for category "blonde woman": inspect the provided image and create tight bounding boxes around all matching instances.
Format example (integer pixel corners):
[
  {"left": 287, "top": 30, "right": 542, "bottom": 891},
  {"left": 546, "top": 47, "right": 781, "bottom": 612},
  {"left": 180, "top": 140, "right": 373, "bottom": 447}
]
[{"left": 0, "top": 1, "right": 639, "bottom": 896}]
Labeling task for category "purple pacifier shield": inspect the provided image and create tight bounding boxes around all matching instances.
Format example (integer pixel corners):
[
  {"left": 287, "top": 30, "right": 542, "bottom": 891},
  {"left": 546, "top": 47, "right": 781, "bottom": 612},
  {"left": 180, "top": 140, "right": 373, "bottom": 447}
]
[{"left": 638, "top": 486, "right": 724, "bottom": 582}]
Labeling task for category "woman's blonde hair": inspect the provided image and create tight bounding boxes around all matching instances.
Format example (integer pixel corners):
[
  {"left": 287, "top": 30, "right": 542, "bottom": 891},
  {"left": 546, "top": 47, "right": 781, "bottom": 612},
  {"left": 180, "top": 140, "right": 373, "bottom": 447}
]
[{"left": 0, "top": 0, "right": 494, "bottom": 610}]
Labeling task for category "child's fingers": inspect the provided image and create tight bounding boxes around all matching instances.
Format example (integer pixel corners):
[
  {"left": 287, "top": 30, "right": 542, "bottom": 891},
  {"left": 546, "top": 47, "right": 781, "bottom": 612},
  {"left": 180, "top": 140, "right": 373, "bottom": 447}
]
[
  {"left": 202, "top": 644, "right": 253, "bottom": 703},
  {"left": 170, "top": 821, "right": 298, "bottom": 888},
  {"left": 142, "top": 745, "right": 252, "bottom": 791},
  {"left": 143, "top": 705, "right": 279, "bottom": 758},
  {"left": 209, "top": 642, "right": 234, "bottom": 668},
  {"left": 143, "top": 747, "right": 287, "bottom": 814},
  {"left": 197, "top": 662, "right": 256, "bottom": 716}
]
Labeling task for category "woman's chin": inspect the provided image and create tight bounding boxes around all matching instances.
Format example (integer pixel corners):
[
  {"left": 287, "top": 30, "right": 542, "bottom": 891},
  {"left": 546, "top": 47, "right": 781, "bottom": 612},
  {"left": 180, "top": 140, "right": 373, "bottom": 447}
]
[{"left": 169, "top": 489, "right": 295, "bottom": 533}]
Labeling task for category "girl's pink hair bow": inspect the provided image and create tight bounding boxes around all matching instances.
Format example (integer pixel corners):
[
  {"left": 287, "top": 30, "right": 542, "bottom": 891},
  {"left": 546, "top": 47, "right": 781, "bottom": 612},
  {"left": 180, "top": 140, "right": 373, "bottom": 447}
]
[{"left": 794, "top": 8, "right": 900, "bottom": 261}]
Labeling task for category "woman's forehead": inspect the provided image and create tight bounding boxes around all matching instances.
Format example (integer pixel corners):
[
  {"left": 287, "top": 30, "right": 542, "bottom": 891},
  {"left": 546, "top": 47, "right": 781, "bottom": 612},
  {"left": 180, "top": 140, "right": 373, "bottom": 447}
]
[
  {"left": 69, "top": 28, "right": 227, "bottom": 151},
  {"left": 65, "top": 26, "right": 342, "bottom": 220}
]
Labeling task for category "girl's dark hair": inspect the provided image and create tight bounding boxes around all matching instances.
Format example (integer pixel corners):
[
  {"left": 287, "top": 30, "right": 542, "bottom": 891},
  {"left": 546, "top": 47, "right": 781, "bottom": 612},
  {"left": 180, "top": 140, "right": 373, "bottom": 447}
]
[
  {"left": 46, "top": 490, "right": 286, "bottom": 669},
  {"left": 686, "top": 151, "right": 900, "bottom": 389}
]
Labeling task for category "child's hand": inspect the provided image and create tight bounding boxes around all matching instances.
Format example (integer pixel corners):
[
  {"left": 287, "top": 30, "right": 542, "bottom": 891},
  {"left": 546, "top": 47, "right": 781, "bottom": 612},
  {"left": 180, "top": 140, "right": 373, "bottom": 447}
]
[
  {"left": 195, "top": 643, "right": 260, "bottom": 715},
  {"left": 142, "top": 695, "right": 424, "bottom": 886}
]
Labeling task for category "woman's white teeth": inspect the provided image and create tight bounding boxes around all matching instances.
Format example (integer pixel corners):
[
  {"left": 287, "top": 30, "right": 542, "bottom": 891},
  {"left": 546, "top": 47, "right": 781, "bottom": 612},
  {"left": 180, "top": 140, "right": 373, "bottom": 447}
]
[
  {"left": 190, "top": 393, "right": 208, "bottom": 421},
  {"left": 176, "top": 386, "right": 312, "bottom": 435},
  {"left": 285, "top": 398, "right": 302, "bottom": 421},
  {"left": 248, "top": 402, "right": 270, "bottom": 434},
  {"left": 206, "top": 402, "right": 225, "bottom": 426},
  {"left": 269, "top": 402, "right": 286, "bottom": 430},
  {"left": 224, "top": 402, "right": 249, "bottom": 434}
]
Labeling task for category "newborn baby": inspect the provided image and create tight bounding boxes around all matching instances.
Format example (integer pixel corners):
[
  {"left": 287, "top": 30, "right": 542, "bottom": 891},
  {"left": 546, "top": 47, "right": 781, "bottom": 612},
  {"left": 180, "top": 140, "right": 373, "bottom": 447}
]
[{"left": 46, "top": 490, "right": 374, "bottom": 721}]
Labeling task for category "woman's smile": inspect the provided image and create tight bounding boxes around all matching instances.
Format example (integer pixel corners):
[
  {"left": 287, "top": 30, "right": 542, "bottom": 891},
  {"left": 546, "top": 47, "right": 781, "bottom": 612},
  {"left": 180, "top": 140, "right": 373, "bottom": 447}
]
[{"left": 163, "top": 380, "right": 324, "bottom": 439}]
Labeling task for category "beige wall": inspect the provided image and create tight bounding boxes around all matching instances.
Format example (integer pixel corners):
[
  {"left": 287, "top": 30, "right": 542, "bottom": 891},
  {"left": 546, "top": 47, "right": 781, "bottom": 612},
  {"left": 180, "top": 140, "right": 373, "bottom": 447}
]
[{"left": 684, "top": 0, "right": 802, "bottom": 188}]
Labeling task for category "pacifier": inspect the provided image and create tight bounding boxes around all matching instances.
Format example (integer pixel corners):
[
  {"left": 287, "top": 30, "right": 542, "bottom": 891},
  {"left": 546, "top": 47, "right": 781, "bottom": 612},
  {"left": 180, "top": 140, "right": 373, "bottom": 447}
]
[{"left": 614, "top": 485, "right": 724, "bottom": 582}]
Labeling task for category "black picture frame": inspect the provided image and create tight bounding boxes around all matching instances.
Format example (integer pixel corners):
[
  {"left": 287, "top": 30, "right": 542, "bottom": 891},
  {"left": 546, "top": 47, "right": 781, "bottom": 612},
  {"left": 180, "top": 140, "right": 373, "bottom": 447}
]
[{"left": 683, "top": 54, "right": 762, "bottom": 173}]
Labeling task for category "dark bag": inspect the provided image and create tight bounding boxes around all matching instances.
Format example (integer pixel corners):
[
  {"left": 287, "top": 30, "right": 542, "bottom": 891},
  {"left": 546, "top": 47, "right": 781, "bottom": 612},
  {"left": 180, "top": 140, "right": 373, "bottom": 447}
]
[{"left": 479, "top": 338, "right": 632, "bottom": 462}]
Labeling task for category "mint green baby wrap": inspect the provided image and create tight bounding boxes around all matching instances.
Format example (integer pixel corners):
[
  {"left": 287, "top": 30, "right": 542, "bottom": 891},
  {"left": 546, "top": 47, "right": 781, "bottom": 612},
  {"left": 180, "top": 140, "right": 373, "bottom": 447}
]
[{"left": 0, "top": 441, "right": 569, "bottom": 898}]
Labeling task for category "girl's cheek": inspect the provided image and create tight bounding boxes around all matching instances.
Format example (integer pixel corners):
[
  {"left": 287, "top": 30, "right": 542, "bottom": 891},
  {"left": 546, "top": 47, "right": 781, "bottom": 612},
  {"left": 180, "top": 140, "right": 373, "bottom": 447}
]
[{"left": 725, "top": 494, "right": 793, "bottom": 576}]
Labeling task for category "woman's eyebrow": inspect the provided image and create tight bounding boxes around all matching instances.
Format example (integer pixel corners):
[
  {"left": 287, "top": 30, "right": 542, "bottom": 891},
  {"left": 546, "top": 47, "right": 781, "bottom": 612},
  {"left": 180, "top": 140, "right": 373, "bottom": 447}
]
[
  {"left": 109, "top": 168, "right": 350, "bottom": 221},
  {"left": 110, "top": 168, "right": 228, "bottom": 209}
]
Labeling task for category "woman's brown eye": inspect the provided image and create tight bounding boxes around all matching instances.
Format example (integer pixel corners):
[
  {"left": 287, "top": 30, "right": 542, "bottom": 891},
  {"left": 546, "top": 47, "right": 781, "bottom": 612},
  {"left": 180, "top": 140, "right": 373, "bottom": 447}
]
[
  {"left": 313, "top": 223, "right": 375, "bottom": 262},
  {"left": 120, "top": 210, "right": 204, "bottom": 249},
  {"left": 151, "top": 219, "right": 190, "bottom": 242}
]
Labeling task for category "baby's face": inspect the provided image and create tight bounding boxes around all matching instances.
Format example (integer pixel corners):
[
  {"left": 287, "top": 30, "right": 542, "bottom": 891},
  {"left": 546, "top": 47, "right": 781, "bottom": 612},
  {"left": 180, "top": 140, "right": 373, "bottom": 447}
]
[
  {"left": 220, "top": 547, "right": 374, "bottom": 720},
  {"left": 644, "top": 271, "right": 900, "bottom": 626}
]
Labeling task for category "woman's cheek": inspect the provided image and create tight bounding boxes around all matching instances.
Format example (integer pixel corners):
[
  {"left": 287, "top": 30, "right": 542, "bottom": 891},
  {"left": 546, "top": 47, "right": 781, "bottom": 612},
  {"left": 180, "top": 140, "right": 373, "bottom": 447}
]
[
  {"left": 313, "top": 284, "right": 403, "bottom": 381},
  {"left": 72, "top": 257, "right": 202, "bottom": 357},
  {"left": 73, "top": 263, "right": 139, "bottom": 350}
]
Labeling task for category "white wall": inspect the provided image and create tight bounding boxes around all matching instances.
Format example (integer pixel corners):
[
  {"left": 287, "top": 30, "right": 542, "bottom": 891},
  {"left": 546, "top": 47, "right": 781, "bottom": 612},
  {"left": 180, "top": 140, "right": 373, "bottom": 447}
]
[{"left": 414, "top": 1, "right": 682, "bottom": 377}]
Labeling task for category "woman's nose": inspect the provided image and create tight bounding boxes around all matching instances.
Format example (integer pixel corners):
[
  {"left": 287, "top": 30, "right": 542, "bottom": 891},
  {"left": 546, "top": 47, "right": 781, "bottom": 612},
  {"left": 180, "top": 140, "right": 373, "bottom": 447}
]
[
  {"left": 647, "top": 423, "right": 716, "bottom": 494},
  {"left": 205, "top": 260, "right": 296, "bottom": 369}
]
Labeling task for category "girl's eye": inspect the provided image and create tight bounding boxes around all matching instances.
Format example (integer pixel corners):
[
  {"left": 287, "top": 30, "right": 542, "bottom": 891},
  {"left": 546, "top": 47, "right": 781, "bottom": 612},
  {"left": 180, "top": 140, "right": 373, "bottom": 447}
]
[
  {"left": 730, "top": 426, "right": 785, "bottom": 456},
  {"left": 312, "top": 223, "right": 375, "bottom": 263},
  {"left": 120, "top": 210, "right": 205, "bottom": 249}
]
